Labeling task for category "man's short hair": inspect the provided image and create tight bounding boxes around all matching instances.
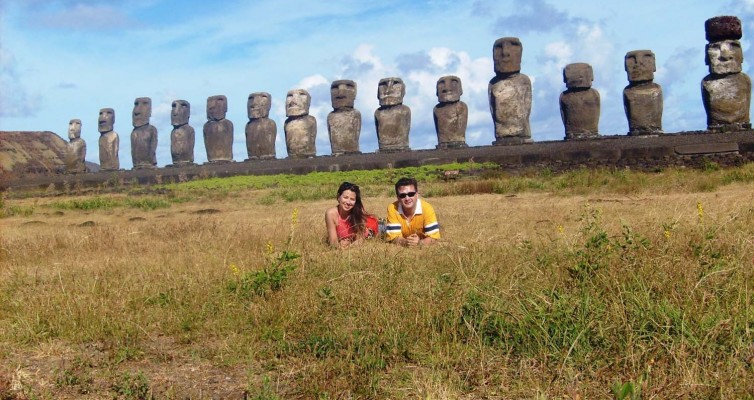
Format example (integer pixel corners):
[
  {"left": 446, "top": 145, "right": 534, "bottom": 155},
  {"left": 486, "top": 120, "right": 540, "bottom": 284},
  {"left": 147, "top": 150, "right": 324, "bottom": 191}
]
[{"left": 394, "top": 177, "right": 418, "bottom": 195}]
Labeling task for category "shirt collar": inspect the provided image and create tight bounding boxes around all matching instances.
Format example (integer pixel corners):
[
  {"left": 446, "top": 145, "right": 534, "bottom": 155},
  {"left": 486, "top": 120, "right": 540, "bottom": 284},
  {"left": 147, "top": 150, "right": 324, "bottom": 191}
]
[{"left": 398, "top": 198, "right": 423, "bottom": 217}]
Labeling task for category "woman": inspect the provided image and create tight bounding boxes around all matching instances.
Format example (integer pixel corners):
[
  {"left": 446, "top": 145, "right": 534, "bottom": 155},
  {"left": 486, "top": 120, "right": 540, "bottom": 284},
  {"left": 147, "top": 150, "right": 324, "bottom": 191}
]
[{"left": 325, "top": 182, "right": 378, "bottom": 248}]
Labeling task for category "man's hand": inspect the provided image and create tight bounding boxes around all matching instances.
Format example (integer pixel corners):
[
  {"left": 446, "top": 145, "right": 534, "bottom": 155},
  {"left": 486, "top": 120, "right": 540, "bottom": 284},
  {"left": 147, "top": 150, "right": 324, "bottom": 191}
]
[{"left": 405, "top": 234, "right": 420, "bottom": 247}]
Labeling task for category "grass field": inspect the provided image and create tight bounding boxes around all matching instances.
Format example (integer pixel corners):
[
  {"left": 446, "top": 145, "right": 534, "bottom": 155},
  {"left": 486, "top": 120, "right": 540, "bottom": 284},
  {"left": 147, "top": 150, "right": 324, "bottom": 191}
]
[{"left": 1, "top": 164, "right": 753, "bottom": 399}]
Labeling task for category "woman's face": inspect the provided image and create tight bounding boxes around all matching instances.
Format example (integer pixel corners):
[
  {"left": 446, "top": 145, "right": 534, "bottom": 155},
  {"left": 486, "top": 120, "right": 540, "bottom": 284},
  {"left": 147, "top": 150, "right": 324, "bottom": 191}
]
[{"left": 338, "top": 189, "right": 357, "bottom": 212}]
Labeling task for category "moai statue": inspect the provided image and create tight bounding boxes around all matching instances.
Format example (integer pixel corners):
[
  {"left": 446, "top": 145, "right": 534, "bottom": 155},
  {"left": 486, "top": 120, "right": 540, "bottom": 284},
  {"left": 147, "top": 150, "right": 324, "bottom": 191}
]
[
  {"left": 245, "top": 92, "right": 277, "bottom": 160},
  {"left": 488, "top": 37, "right": 532, "bottom": 145},
  {"left": 327, "top": 80, "right": 361, "bottom": 155},
  {"left": 97, "top": 108, "right": 119, "bottom": 171},
  {"left": 284, "top": 89, "right": 316, "bottom": 158},
  {"left": 623, "top": 50, "right": 663, "bottom": 135},
  {"left": 375, "top": 77, "right": 410, "bottom": 152},
  {"left": 702, "top": 16, "right": 752, "bottom": 132},
  {"left": 203, "top": 95, "right": 234, "bottom": 163},
  {"left": 130, "top": 97, "right": 158, "bottom": 169},
  {"left": 169, "top": 100, "right": 195, "bottom": 166},
  {"left": 560, "top": 63, "right": 600, "bottom": 140},
  {"left": 65, "top": 118, "right": 87, "bottom": 173},
  {"left": 434, "top": 75, "right": 468, "bottom": 149}
]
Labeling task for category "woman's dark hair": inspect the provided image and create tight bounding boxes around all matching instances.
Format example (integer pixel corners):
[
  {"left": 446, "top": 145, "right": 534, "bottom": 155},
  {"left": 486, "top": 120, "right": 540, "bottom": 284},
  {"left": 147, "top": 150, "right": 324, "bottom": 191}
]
[{"left": 337, "top": 182, "right": 369, "bottom": 235}]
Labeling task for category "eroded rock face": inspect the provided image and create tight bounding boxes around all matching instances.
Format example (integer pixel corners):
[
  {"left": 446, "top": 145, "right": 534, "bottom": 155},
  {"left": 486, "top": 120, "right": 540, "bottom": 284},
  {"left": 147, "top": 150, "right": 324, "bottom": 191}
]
[
  {"left": 623, "top": 50, "right": 663, "bottom": 135},
  {"left": 131, "top": 97, "right": 158, "bottom": 169},
  {"left": 170, "top": 100, "right": 195, "bottom": 166},
  {"left": 97, "top": 108, "right": 119, "bottom": 171},
  {"left": 434, "top": 75, "right": 468, "bottom": 149},
  {"left": 65, "top": 119, "right": 87, "bottom": 173},
  {"left": 488, "top": 37, "right": 532, "bottom": 145},
  {"left": 702, "top": 16, "right": 751, "bottom": 132},
  {"left": 375, "top": 77, "right": 410, "bottom": 152},
  {"left": 560, "top": 63, "right": 600, "bottom": 140},
  {"left": 328, "top": 80, "right": 361, "bottom": 155},
  {"left": 284, "top": 89, "right": 316, "bottom": 158},
  {"left": 245, "top": 92, "right": 277, "bottom": 160},
  {"left": 203, "top": 95, "right": 234, "bottom": 163}
]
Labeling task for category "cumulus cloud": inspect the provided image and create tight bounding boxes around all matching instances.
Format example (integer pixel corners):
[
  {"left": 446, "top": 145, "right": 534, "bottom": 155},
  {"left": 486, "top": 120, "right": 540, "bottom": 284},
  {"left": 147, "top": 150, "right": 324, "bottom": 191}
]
[{"left": 0, "top": 48, "right": 41, "bottom": 118}]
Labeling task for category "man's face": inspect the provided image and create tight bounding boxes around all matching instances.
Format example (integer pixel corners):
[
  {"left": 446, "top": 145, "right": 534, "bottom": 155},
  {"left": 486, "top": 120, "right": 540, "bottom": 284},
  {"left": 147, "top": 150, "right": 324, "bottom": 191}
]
[
  {"left": 98, "top": 108, "right": 114, "bottom": 133},
  {"left": 436, "top": 76, "right": 462, "bottom": 103},
  {"left": 171, "top": 100, "right": 190, "bottom": 126},
  {"left": 396, "top": 184, "right": 417, "bottom": 210},
  {"left": 207, "top": 95, "right": 228, "bottom": 121},
  {"left": 248, "top": 93, "right": 271, "bottom": 119},
  {"left": 707, "top": 40, "right": 743, "bottom": 74},
  {"left": 493, "top": 37, "right": 523, "bottom": 75},
  {"left": 286, "top": 89, "right": 311, "bottom": 117},
  {"left": 132, "top": 97, "right": 152, "bottom": 127},
  {"left": 378, "top": 78, "right": 405, "bottom": 107},
  {"left": 625, "top": 50, "right": 656, "bottom": 82},
  {"left": 68, "top": 119, "right": 82, "bottom": 140},
  {"left": 563, "top": 63, "right": 593, "bottom": 89},
  {"left": 331, "top": 80, "right": 357, "bottom": 109}
]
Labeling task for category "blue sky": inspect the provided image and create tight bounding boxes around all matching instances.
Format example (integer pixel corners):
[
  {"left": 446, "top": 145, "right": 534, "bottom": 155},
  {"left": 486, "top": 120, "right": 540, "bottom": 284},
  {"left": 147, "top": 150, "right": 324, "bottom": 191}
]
[{"left": 1, "top": 0, "right": 752, "bottom": 168}]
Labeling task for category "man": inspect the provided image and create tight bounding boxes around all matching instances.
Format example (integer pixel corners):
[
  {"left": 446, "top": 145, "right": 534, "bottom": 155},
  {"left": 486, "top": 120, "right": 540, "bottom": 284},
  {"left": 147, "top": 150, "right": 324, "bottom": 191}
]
[{"left": 386, "top": 177, "right": 440, "bottom": 246}]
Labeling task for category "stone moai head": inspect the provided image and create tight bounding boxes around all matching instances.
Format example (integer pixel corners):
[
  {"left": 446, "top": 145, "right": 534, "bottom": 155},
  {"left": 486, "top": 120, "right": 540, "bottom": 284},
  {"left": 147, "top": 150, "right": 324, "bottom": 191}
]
[
  {"left": 285, "top": 89, "right": 311, "bottom": 117},
  {"left": 377, "top": 77, "right": 405, "bottom": 107},
  {"left": 68, "top": 119, "right": 82, "bottom": 140},
  {"left": 98, "top": 108, "right": 115, "bottom": 133},
  {"left": 493, "top": 37, "right": 523, "bottom": 75},
  {"left": 331, "top": 80, "right": 357, "bottom": 110},
  {"left": 171, "top": 100, "right": 190, "bottom": 127},
  {"left": 625, "top": 50, "right": 656, "bottom": 82},
  {"left": 132, "top": 97, "right": 152, "bottom": 127},
  {"left": 563, "top": 63, "right": 594, "bottom": 89},
  {"left": 207, "top": 95, "right": 228, "bottom": 121},
  {"left": 248, "top": 92, "right": 272, "bottom": 119},
  {"left": 436, "top": 75, "right": 463, "bottom": 103},
  {"left": 705, "top": 16, "right": 744, "bottom": 75}
]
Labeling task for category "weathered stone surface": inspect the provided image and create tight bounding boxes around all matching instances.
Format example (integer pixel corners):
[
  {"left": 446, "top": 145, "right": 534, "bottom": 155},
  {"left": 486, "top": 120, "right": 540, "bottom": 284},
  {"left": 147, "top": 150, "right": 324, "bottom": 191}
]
[
  {"left": 434, "top": 75, "right": 468, "bottom": 149},
  {"left": 328, "top": 80, "right": 361, "bottom": 155},
  {"left": 245, "top": 92, "right": 277, "bottom": 160},
  {"left": 560, "top": 63, "right": 600, "bottom": 140},
  {"left": 703, "top": 16, "right": 751, "bottom": 132},
  {"left": 203, "top": 95, "right": 234, "bottom": 163},
  {"left": 131, "top": 97, "right": 158, "bottom": 169},
  {"left": 65, "top": 119, "right": 87, "bottom": 173},
  {"left": 285, "top": 89, "right": 316, "bottom": 158},
  {"left": 488, "top": 37, "right": 532, "bottom": 145},
  {"left": 623, "top": 50, "right": 663, "bottom": 135},
  {"left": 98, "top": 108, "right": 119, "bottom": 171},
  {"left": 170, "top": 100, "right": 195, "bottom": 166},
  {"left": 705, "top": 15, "right": 742, "bottom": 42},
  {"left": 675, "top": 142, "right": 739, "bottom": 155},
  {"left": 375, "top": 77, "right": 410, "bottom": 152}
]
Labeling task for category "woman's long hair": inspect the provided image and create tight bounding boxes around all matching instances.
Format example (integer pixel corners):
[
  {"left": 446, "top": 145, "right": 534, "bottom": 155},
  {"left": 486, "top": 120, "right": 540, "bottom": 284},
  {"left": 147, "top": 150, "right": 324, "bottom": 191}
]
[{"left": 337, "top": 182, "right": 369, "bottom": 236}]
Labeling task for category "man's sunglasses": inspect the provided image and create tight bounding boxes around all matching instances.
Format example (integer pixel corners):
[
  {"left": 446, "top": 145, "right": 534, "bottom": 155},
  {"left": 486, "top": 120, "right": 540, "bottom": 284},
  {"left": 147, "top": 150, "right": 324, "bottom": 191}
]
[{"left": 398, "top": 192, "right": 416, "bottom": 199}]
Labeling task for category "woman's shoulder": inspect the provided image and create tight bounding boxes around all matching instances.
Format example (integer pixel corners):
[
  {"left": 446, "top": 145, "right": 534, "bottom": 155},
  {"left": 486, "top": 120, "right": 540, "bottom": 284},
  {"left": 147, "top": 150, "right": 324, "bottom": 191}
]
[{"left": 325, "top": 206, "right": 339, "bottom": 218}]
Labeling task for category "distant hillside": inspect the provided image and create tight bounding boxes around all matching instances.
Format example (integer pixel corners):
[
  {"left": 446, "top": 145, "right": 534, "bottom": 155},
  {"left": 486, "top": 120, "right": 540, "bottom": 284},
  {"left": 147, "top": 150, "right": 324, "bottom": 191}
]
[{"left": 0, "top": 131, "right": 70, "bottom": 181}]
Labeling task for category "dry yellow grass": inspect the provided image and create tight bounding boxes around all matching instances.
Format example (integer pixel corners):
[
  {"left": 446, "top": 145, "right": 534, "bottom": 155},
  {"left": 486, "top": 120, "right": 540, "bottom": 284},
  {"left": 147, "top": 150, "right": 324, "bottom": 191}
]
[{"left": 1, "top": 180, "right": 753, "bottom": 399}]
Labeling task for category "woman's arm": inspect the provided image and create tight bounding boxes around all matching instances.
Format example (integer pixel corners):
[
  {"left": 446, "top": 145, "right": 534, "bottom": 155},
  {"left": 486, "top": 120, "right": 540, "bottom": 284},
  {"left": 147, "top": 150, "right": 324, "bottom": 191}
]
[{"left": 325, "top": 207, "right": 340, "bottom": 247}]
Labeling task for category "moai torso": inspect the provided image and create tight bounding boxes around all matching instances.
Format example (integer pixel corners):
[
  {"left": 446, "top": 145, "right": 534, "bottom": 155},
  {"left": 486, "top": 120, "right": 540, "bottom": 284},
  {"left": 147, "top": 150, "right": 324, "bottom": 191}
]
[
  {"left": 623, "top": 50, "right": 663, "bottom": 135},
  {"left": 560, "top": 63, "right": 600, "bottom": 140},
  {"left": 97, "top": 108, "right": 119, "bottom": 171},
  {"left": 170, "top": 100, "right": 195, "bottom": 166},
  {"left": 488, "top": 37, "right": 532, "bottom": 145},
  {"left": 65, "top": 119, "right": 87, "bottom": 173},
  {"left": 245, "top": 92, "right": 277, "bottom": 160},
  {"left": 130, "top": 97, "right": 158, "bottom": 169},
  {"left": 434, "top": 75, "right": 468, "bottom": 148},
  {"left": 203, "top": 95, "right": 234, "bottom": 162},
  {"left": 328, "top": 80, "right": 361, "bottom": 155},
  {"left": 284, "top": 89, "right": 316, "bottom": 158},
  {"left": 702, "top": 17, "right": 751, "bottom": 132},
  {"left": 375, "top": 77, "right": 410, "bottom": 152}
]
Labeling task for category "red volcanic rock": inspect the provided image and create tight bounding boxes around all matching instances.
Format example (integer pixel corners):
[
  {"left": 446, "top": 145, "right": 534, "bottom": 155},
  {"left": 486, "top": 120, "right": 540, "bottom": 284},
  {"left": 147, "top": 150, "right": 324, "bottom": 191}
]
[{"left": 705, "top": 16, "right": 742, "bottom": 42}]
